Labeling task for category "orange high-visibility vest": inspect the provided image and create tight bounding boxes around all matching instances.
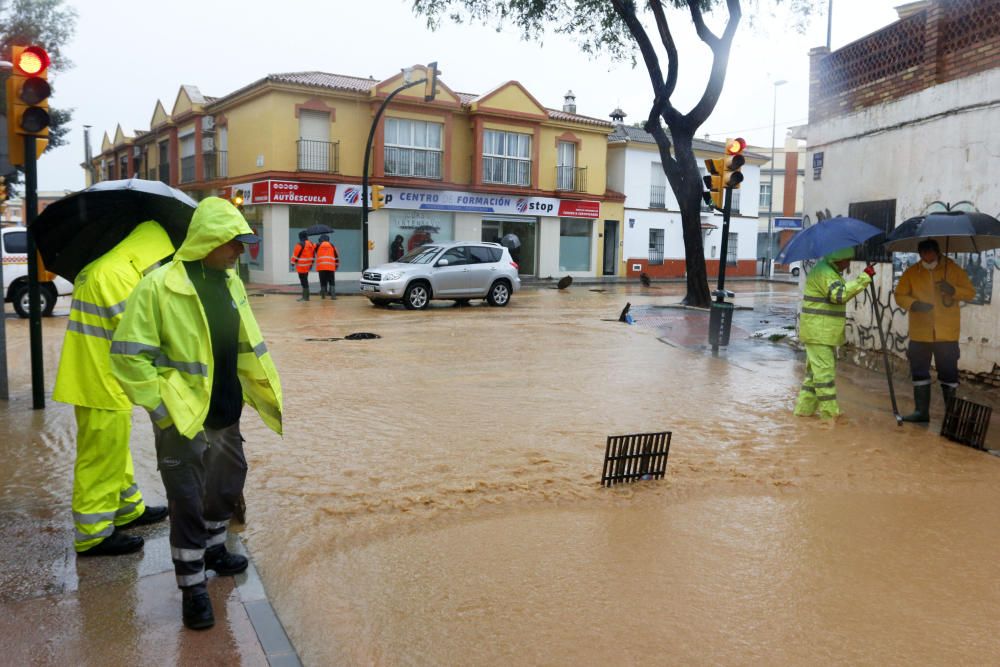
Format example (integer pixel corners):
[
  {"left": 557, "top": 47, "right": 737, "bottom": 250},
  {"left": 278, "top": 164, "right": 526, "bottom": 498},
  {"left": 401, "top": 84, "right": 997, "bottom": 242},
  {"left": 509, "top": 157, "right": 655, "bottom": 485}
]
[
  {"left": 291, "top": 240, "right": 316, "bottom": 274},
  {"left": 316, "top": 241, "right": 339, "bottom": 271}
]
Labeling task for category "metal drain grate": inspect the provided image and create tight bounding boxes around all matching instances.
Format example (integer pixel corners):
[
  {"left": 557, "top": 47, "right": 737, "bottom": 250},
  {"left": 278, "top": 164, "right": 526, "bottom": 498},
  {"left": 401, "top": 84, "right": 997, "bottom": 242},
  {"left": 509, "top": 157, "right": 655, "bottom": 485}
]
[
  {"left": 601, "top": 431, "right": 672, "bottom": 487},
  {"left": 345, "top": 332, "right": 380, "bottom": 340},
  {"left": 941, "top": 397, "right": 992, "bottom": 451}
]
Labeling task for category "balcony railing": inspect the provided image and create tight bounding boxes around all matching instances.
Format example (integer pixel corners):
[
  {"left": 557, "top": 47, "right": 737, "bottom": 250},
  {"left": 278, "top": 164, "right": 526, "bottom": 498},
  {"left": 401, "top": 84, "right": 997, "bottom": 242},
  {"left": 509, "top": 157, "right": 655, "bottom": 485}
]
[
  {"left": 648, "top": 249, "right": 664, "bottom": 265},
  {"left": 483, "top": 156, "right": 531, "bottom": 187},
  {"left": 180, "top": 155, "right": 195, "bottom": 183},
  {"left": 650, "top": 185, "right": 666, "bottom": 209},
  {"left": 555, "top": 166, "right": 587, "bottom": 192},
  {"left": 297, "top": 139, "right": 340, "bottom": 173},
  {"left": 384, "top": 146, "right": 442, "bottom": 179},
  {"left": 203, "top": 151, "right": 228, "bottom": 181}
]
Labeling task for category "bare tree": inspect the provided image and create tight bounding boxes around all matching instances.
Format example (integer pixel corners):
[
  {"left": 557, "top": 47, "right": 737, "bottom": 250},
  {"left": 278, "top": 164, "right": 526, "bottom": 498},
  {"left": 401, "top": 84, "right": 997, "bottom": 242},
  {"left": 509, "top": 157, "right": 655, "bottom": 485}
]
[{"left": 413, "top": 0, "right": 747, "bottom": 306}]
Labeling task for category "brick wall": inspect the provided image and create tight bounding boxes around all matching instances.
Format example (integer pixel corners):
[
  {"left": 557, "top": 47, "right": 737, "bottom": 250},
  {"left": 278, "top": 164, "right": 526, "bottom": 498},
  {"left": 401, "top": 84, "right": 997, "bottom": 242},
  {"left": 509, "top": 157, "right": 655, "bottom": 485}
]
[{"left": 809, "top": 0, "right": 1000, "bottom": 123}]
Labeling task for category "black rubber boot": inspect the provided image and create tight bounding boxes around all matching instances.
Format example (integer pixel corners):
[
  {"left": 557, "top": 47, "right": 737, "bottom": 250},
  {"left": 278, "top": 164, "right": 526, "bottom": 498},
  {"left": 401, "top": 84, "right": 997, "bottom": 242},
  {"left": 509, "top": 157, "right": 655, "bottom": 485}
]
[
  {"left": 77, "top": 530, "right": 144, "bottom": 557},
  {"left": 182, "top": 590, "right": 215, "bottom": 630},
  {"left": 901, "top": 384, "right": 931, "bottom": 423},
  {"left": 297, "top": 287, "right": 309, "bottom": 302},
  {"left": 205, "top": 545, "right": 249, "bottom": 576},
  {"left": 118, "top": 505, "right": 168, "bottom": 530},
  {"left": 941, "top": 384, "right": 957, "bottom": 415}
]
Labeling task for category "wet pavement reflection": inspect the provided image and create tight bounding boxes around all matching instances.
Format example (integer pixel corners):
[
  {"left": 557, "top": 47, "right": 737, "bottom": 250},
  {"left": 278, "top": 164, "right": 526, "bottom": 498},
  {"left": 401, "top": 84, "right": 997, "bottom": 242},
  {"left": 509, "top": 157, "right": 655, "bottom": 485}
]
[{"left": 5, "top": 282, "right": 1000, "bottom": 664}]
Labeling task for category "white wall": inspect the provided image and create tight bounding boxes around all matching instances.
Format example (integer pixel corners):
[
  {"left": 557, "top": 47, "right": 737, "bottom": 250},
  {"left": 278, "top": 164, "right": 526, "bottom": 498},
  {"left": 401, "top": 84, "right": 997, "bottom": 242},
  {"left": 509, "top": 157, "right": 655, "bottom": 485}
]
[{"left": 805, "top": 67, "right": 1000, "bottom": 372}]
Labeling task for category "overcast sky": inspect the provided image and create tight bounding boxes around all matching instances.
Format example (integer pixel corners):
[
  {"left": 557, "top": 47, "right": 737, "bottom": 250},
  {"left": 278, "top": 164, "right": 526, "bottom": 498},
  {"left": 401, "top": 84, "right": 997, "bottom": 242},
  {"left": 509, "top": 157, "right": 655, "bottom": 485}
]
[{"left": 37, "top": 0, "right": 901, "bottom": 192}]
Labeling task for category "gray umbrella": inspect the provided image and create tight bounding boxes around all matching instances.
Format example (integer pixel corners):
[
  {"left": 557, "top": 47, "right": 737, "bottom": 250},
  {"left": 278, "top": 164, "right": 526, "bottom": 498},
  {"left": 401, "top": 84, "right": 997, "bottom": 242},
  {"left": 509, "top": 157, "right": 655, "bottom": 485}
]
[{"left": 500, "top": 233, "right": 521, "bottom": 249}]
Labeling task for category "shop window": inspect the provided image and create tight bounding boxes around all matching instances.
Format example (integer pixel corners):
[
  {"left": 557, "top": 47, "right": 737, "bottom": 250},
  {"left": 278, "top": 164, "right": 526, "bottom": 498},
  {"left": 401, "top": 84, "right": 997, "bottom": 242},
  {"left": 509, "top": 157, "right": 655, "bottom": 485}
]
[
  {"left": 388, "top": 210, "right": 454, "bottom": 255},
  {"left": 384, "top": 118, "right": 442, "bottom": 179},
  {"left": 239, "top": 206, "right": 265, "bottom": 271},
  {"left": 483, "top": 129, "right": 531, "bottom": 187},
  {"left": 289, "top": 207, "right": 362, "bottom": 273},
  {"left": 559, "top": 218, "right": 591, "bottom": 272}
]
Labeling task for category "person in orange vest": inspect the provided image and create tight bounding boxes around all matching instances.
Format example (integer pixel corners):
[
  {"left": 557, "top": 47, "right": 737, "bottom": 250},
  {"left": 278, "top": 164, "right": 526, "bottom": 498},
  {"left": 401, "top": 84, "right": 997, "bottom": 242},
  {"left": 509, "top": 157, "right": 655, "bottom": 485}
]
[
  {"left": 315, "top": 234, "right": 340, "bottom": 299},
  {"left": 290, "top": 231, "right": 316, "bottom": 301}
]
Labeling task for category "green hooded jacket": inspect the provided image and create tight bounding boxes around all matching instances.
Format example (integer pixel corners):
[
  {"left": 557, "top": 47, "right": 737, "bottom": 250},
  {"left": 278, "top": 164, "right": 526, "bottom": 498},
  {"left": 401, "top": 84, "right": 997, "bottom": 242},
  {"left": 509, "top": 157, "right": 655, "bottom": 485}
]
[
  {"left": 53, "top": 221, "right": 175, "bottom": 409},
  {"left": 110, "top": 197, "right": 282, "bottom": 438},
  {"left": 799, "top": 249, "right": 872, "bottom": 347}
]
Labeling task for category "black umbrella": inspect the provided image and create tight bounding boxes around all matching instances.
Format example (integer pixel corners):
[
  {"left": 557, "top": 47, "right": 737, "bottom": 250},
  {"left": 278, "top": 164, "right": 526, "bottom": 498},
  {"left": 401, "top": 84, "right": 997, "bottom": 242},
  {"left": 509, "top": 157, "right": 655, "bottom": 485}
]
[
  {"left": 883, "top": 212, "right": 1000, "bottom": 253},
  {"left": 30, "top": 179, "right": 196, "bottom": 281},
  {"left": 303, "top": 224, "right": 333, "bottom": 236}
]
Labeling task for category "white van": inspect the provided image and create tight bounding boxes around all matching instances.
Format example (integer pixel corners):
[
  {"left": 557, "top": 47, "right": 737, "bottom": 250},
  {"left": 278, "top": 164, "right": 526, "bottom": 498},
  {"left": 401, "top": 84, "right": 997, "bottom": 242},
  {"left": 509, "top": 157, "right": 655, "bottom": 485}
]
[{"left": 2, "top": 226, "right": 73, "bottom": 317}]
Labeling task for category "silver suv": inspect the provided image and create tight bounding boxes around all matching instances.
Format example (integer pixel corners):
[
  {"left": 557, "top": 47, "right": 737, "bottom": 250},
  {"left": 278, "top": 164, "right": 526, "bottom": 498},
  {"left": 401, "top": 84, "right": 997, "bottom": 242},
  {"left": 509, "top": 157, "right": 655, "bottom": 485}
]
[{"left": 360, "top": 242, "right": 521, "bottom": 309}]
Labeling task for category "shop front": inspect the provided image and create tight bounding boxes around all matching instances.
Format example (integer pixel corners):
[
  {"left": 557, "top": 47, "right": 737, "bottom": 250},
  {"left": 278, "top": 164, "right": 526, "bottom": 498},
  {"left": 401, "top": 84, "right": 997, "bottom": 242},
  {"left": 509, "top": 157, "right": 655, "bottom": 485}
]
[{"left": 223, "top": 179, "right": 603, "bottom": 285}]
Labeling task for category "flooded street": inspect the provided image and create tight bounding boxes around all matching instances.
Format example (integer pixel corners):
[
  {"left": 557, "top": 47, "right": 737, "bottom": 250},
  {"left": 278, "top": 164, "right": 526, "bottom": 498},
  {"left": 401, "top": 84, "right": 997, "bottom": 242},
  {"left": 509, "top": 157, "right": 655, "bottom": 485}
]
[{"left": 5, "top": 282, "right": 1000, "bottom": 664}]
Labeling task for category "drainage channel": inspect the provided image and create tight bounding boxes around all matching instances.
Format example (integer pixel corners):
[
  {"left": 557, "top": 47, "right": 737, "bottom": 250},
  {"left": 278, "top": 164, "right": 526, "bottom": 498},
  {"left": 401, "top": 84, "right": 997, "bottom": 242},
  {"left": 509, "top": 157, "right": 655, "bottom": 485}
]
[{"left": 305, "top": 332, "right": 381, "bottom": 342}]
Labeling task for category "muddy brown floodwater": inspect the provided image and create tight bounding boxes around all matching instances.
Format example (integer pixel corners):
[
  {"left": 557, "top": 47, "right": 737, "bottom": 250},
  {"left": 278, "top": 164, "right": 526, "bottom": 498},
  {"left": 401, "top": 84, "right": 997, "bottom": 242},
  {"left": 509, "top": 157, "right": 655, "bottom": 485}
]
[{"left": 6, "top": 283, "right": 1000, "bottom": 665}]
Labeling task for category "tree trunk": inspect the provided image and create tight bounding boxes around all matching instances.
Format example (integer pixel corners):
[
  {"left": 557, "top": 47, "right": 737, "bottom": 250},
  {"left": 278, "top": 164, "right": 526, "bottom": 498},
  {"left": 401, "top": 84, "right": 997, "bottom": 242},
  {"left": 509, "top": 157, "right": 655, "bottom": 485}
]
[{"left": 661, "top": 131, "right": 711, "bottom": 307}]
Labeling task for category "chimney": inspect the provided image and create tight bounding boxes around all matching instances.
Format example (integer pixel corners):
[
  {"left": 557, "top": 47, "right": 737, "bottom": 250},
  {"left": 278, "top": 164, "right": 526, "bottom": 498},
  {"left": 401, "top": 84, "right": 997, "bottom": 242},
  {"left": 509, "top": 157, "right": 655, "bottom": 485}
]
[
  {"left": 609, "top": 107, "right": 626, "bottom": 125},
  {"left": 563, "top": 90, "right": 576, "bottom": 113}
]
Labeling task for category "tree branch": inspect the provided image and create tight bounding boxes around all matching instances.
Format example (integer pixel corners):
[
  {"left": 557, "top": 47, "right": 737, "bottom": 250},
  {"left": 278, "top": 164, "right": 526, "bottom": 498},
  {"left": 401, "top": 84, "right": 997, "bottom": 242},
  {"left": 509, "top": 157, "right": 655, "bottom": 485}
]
[
  {"left": 687, "top": 0, "right": 719, "bottom": 47},
  {"left": 686, "top": 0, "right": 742, "bottom": 127},
  {"left": 648, "top": 0, "right": 678, "bottom": 99}
]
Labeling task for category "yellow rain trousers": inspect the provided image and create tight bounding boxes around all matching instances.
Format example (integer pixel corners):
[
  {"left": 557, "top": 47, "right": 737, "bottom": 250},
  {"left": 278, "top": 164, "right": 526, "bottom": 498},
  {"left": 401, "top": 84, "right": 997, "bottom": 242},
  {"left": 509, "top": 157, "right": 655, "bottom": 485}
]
[
  {"left": 794, "top": 254, "right": 871, "bottom": 419},
  {"left": 53, "top": 221, "right": 175, "bottom": 551}
]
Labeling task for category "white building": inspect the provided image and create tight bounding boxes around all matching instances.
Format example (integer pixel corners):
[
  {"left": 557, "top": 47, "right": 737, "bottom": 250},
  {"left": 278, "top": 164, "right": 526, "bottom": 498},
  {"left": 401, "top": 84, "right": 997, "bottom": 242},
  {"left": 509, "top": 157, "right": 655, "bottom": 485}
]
[{"left": 606, "top": 111, "right": 767, "bottom": 280}]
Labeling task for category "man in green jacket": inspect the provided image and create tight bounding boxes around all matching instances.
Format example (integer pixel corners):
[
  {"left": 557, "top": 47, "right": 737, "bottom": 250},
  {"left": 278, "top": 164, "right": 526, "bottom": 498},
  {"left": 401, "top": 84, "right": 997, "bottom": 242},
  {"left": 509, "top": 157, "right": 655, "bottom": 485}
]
[
  {"left": 111, "top": 197, "right": 283, "bottom": 630},
  {"left": 794, "top": 247, "right": 875, "bottom": 420},
  {"left": 53, "top": 221, "right": 172, "bottom": 557}
]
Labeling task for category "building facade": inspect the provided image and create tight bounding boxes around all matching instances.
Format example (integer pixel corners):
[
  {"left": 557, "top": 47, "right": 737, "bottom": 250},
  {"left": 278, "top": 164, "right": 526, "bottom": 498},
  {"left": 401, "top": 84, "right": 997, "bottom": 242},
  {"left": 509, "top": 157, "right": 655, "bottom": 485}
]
[
  {"left": 751, "top": 136, "right": 806, "bottom": 273},
  {"left": 605, "top": 114, "right": 767, "bottom": 279},
  {"left": 803, "top": 0, "right": 1000, "bottom": 373},
  {"left": 90, "top": 68, "right": 625, "bottom": 284}
]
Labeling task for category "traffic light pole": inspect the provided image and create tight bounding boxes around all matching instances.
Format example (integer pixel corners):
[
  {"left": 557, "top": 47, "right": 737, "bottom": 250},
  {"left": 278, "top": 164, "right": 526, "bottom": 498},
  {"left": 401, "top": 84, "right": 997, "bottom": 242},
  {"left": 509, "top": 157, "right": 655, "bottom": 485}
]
[
  {"left": 361, "top": 78, "right": 425, "bottom": 271},
  {"left": 24, "top": 135, "right": 43, "bottom": 408},
  {"left": 709, "top": 186, "right": 735, "bottom": 355}
]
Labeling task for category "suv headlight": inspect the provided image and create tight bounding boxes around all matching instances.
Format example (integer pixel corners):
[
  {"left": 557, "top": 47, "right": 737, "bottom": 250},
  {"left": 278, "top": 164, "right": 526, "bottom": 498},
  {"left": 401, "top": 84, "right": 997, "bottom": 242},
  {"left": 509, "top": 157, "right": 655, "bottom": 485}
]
[{"left": 383, "top": 271, "right": 403, "bottom": 281}]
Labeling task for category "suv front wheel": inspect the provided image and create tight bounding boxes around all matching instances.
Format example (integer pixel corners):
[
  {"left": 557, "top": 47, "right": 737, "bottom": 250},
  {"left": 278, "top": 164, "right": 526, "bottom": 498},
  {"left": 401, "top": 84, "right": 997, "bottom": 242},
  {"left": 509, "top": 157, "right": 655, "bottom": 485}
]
[
  {"left": 403, "top": 282, "right": 431, "bottom": 310},
  {"left": 486, "top": 280, "right": 511, "bottom": 307}
]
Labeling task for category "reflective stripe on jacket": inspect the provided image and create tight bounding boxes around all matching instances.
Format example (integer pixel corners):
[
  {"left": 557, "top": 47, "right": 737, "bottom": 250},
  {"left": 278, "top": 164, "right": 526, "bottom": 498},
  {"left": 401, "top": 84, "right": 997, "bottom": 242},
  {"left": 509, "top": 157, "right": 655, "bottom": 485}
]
[
  {"left": 893, "top": 257, "right": 975, "bottom": 342},
  {"left": 315, "top": 241, "right": 339, "bottom": 271},
  {"left": 291, "top": 241, "right": 316, "bottom": 274},
  {"left": 111, "top": 198, "right": 283, "bottom": 439},
  {"left": 53, "top": 221, "right": 174, "bottom": 409},
  {"left": 798, "top": 258, "right": 872, "bottom": 347}
]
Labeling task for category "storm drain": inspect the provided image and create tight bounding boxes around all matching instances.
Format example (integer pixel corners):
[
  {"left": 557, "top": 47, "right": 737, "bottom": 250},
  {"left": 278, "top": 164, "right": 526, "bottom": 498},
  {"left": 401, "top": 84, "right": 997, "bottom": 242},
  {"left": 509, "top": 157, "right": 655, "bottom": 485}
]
[
  {"left": 305, "top": 332, "right": 381, "bottom": 342},
  {"left": 941, "top": 397, "right": 992, "bottom": 451},
  {"left": 601, "top": 431, "right": 672, "bottom": 487}
]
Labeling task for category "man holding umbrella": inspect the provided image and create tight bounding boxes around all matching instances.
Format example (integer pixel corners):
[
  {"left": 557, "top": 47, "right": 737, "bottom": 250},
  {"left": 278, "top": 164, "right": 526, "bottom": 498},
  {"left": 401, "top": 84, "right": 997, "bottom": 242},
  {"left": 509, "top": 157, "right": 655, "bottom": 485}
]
[
  {"left": 53, "top": 221, "right": 173, "bottom": 556},
  {"left": 794, "top": 248, "right": 876, "bottom": 420},
  {"left": 893, "top": 239, "right": 975, "bottom": 422}
]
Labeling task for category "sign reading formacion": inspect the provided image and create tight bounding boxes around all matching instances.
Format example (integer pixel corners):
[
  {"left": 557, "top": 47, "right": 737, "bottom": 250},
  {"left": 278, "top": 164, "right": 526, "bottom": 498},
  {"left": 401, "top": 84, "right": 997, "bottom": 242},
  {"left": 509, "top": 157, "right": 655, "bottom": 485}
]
[{"left": 224, "top": 180, "right": 601, "bottom": 218}]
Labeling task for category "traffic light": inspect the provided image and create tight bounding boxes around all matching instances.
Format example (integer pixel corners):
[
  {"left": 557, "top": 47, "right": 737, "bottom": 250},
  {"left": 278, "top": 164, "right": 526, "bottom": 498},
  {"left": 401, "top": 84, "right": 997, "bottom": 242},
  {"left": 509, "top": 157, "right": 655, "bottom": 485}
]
[
  {"left": 723, "top": 137, "right": 746, "bottom": 189},
  {"left": 0, "top": 177, "right": 7, "bottom": 201},
  {"left": 703, "top": 158, "right": 726, "bottom": 209},
  {"left": 371, "top": 184, "right": 385, "bottom": 210},
  {"left": 232, "top": 188, "right": 245, "bottom": 208},
  {"left": 424, "top": 61, "right": 439, "bottom": 102},
  {"left": 6, "top": 45, "right": 52, "bottom": 166}
]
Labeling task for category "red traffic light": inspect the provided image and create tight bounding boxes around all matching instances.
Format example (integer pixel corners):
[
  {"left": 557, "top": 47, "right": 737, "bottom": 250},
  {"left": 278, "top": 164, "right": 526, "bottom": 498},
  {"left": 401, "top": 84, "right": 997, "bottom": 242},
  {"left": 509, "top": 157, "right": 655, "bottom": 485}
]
[
  {"left": 14, "top": 46, "right": 50, "bottom": 76},
  {"left": 725, "top": 137, "right": 746, "bottom": 155}
]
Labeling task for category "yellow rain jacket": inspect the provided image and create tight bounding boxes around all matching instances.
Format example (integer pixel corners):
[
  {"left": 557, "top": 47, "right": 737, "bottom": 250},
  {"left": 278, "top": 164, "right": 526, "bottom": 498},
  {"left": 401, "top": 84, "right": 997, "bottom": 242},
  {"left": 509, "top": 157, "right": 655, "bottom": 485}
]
[
  {"left": 799, "top": 255, "right": 872, "bottom": 347},
  {"left": 894, "top": 257, "right": 975, "bottom": 342},
  {"left": 53, "top": 221, "right": 175, "bottom": 408},
  {"left": 111, "top": 197, "right": 282, "bottom": 439}
]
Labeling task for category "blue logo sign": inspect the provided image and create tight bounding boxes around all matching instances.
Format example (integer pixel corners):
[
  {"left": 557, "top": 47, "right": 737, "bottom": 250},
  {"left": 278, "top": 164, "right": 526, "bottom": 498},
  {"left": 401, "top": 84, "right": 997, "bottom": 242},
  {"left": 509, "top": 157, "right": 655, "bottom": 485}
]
[{"left": 774, "top": 217, "right": 803, "bottom": 229}]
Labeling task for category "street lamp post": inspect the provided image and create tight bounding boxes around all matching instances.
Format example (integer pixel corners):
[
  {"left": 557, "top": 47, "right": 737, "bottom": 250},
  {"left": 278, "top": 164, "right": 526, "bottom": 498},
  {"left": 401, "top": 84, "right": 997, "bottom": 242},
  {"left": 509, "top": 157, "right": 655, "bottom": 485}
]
[
  {"left": 765, "top": 79, "right": 787, "bottom": 278},
  {"left": 361, "top": 63, "right": 438, "bottom": 270}
]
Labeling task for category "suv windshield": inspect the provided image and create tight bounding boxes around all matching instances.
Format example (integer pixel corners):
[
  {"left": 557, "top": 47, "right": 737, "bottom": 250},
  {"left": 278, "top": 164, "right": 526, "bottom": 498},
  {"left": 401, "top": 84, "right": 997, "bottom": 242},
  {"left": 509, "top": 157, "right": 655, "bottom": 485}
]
[{"left": 397, "top": 246, "right": 441, "bottom": 264}]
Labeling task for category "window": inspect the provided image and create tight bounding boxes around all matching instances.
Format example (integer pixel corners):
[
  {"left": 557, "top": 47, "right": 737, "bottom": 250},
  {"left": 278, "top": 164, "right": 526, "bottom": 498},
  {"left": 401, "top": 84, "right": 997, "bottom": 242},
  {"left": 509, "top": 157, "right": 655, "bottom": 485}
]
[
  {"left": 759, "top": 182, "right": 772, "bottom": 210},
  {"left": 559, "top": 219, "right": 591, "bottom": 271},
  {"left": 650, "top": 162, "right": 666, "bottom": 208},
  {"left": 158, "top": 140, "right": 170, "bottom": 184},
  {"left": 727, "top": 232, "right": 739, "bottom": 266},
  {"left": 179, "top": 133, "right": 195, "bottom": 183},
  {"left": 648, "top": 228, "right": 664, "bottom": 265},
  {"left": 556, "top": 141, "right": 576, "bottom": 190},
  {"left": 440, "top": 247, "right": 468, "bottom": 266},
  {"left": 289, "top": 207, "right": 362, "bottom": 272},
  {"left": 385, "top": 118, "right": 443, "bottom": 179},
  {"left": 3, "top": 230, "right": 26, "bottom": 254},
  {"left": 468, "top": 246, "right": 501, "bottom": 263},
  {"left": 119, "top": 155, "right": 129, "bottom": 180},
  {"left": 483, "top": 129, "right": 531, "bottom": 186},
  {"left": 298, "top": 110, "right": 332, "bottom": 172},
  {"left": 731, "top": 189, "right": 741, "bottom": 212},
  {"left": 849, "top": 199, "right": 896, "bottom": 263},
  {"left": 389, "top": 210, "right": 455, "bottom": 254}
]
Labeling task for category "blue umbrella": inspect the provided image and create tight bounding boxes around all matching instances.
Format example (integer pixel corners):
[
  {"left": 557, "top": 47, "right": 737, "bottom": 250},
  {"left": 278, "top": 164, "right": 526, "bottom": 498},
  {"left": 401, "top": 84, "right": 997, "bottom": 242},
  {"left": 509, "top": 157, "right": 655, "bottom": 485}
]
[{"left": 776, "top": 216, "right": 883, "bottom": 264}]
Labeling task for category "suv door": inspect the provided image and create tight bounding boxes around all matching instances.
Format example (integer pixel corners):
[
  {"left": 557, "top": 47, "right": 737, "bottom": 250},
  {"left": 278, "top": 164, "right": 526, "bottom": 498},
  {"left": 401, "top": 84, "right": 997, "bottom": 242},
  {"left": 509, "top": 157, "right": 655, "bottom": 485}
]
[
  {"left": 431, "top": 246, "right": 470, "bottom": 297},
  {"left": 465, "top": 245, "right": 500, "bottom": 295}
]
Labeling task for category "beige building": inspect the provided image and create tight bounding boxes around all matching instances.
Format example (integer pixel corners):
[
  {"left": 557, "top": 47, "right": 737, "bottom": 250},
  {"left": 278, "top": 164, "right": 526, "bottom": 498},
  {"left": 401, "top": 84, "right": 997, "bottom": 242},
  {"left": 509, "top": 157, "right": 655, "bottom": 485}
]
[{"left": 748, "top": 136, "right": 806, "bottom": 274}]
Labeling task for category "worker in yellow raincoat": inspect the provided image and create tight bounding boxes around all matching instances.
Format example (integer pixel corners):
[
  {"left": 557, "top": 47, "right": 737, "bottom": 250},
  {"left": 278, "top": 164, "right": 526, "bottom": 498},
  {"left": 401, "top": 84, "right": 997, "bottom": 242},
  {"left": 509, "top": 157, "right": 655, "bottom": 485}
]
[
  {"left": 794, "top": 247, "right": 875, "bottom": 419},
  {"left": 53, "top": 221, "right": 173, "bottom": 557},
  {"left": 893, "top": 239, "right": 975, "bottom": 422}
]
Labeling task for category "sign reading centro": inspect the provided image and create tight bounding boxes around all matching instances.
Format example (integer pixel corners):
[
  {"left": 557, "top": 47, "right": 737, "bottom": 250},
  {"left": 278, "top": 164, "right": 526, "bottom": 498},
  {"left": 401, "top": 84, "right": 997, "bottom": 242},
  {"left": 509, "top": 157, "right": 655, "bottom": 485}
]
[{"left": 224, "top": 180, "right": 601, "bottom": 218}]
